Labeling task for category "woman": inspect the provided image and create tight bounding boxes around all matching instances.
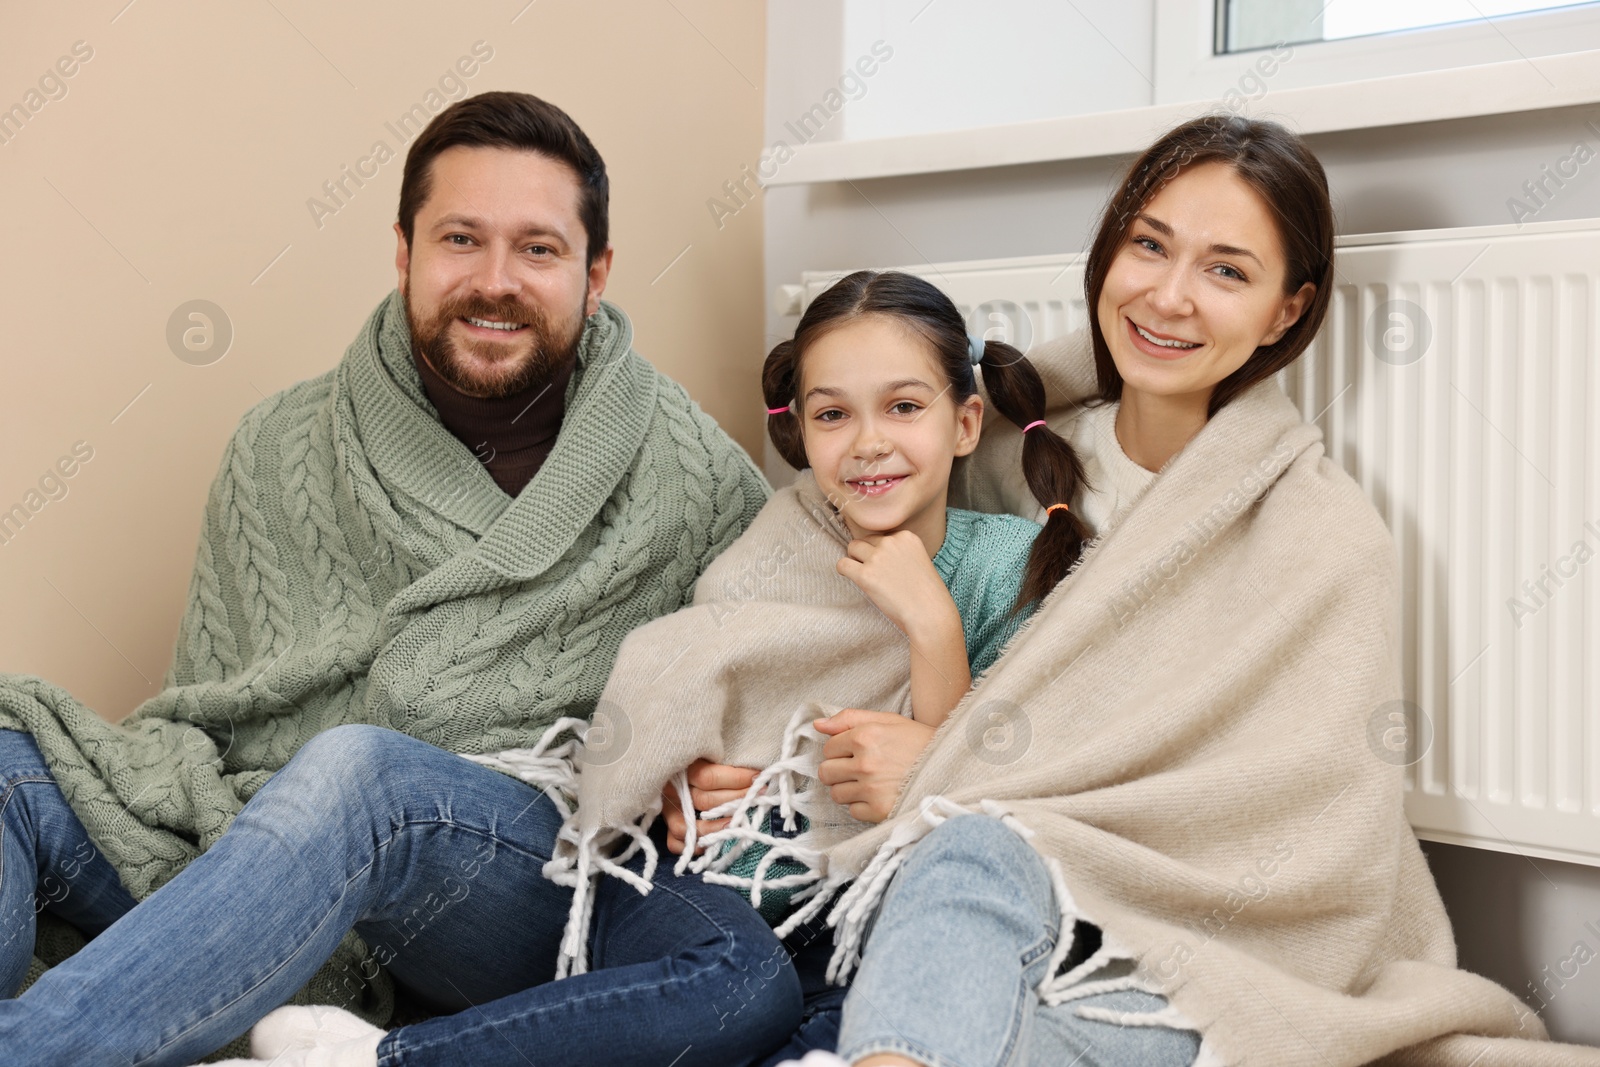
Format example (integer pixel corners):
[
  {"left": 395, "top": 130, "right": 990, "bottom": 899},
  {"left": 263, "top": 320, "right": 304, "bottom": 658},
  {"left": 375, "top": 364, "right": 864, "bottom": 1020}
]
[{"left": 673, "top": 115, "right": 1597, "bottom": 1067}]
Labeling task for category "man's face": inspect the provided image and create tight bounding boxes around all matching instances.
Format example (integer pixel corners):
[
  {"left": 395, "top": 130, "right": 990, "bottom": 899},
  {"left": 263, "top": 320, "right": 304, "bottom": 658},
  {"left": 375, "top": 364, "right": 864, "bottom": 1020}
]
[{"left": 395, "top": 145, "right": 613, "bottom": 399}]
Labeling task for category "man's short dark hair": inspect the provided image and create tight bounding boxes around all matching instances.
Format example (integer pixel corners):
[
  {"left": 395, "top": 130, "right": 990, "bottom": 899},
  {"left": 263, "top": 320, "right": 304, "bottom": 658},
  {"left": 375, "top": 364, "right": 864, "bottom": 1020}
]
[{"left": 397, "top": 91, "right": 609, "bottom": 265}]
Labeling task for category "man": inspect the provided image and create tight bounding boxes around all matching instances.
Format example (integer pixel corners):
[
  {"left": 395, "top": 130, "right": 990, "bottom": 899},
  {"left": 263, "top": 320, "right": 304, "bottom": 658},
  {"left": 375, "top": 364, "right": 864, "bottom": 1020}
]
[{"left": 0, "top": 91, "right": 773, "bottom": 1063}]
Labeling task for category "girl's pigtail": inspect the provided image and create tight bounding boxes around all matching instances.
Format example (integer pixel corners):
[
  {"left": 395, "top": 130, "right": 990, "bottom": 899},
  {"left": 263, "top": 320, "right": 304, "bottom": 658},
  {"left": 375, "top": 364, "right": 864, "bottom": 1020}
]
[
  {"left": 976, "top": 340, "right": 1092, "bottom": 614},
  {"left": 763, "top": 339, "right": 808, "bottom": 471}
]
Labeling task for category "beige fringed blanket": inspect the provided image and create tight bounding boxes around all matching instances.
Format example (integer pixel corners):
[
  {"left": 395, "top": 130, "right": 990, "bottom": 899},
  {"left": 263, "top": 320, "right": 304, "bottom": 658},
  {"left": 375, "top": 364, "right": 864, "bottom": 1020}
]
[
  {"left": 544, "top": 468, "right": 913, "bottom": 973},
  {"left": 554, "top": 328, "right": 1600, "bottom": 1065}
]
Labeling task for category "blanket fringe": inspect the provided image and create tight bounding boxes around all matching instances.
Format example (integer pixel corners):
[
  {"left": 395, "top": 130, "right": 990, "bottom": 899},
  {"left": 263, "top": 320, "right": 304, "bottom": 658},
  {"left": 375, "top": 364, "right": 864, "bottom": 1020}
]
[
  {"left": 1073, "top": 1003, "right": 1194, "bottom": 1028},
  {"left": 818, "top": 795, "right": 995, "bottom": 985},
  {"left": 1036, "top": 882, "right": 1147, "bottom": 1005},
  {"left": 459, "top": 716, "right": 590, "bottom": 817},
  {"left": 691, "top": 704, "right": 835, "bottom": 911},
  {"left": 544, "top": 704, "right": 842, "bottom": 980},
  {"left": 672, "top": 768, "right": 698, "bottom": 877},
  {"left": 816, "top": 794, "right": 1164, "bottom": 1020},
  {"left": 1045, "top": 973, "right": 1155, "bottom": 1004},
  {"left": 542, "top": 797, "right": 663, "bottom": 978}
]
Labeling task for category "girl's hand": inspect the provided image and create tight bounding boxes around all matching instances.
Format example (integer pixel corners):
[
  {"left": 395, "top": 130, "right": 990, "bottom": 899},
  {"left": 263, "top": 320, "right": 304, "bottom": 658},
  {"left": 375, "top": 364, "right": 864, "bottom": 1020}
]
[
  {"left": 836, "top": 531, "right": 960, "bottom": 641},
  {"left": 837, "top": 530, "right": 972, "bottom": 726},
  {"left": 660, "top": 759, "right": 759, "bottom": 855},
  {"left": 814, "top": 709, "right": 936, "bottom": 823}
]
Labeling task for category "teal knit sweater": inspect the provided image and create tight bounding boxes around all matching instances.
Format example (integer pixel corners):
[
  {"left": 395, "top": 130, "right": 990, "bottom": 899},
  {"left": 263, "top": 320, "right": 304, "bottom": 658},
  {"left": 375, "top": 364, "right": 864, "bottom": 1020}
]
[
  {"left": 0, "top": 290, "right": 770, "bottom": 1034},
  {"left": 930, "top": 506, "right": 1045, "bottom": 678}
]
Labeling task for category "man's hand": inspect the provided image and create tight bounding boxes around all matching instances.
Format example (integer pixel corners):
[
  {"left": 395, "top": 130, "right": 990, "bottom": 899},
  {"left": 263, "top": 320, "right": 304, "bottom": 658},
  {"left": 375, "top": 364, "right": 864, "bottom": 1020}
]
[
  {"left": 660, "top": 759, "right": 759, "bottom": 855},
  {"left": 815, "top": 709, "right": 936, "bottom": 823}
]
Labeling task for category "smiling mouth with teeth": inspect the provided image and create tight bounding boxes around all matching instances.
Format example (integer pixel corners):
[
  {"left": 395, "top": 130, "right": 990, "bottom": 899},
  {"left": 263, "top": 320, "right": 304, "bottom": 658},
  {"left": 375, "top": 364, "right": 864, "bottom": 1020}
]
[
  {"left": 463, "top": 316, "right": 529, "bottom": 332},
  {"left": 1132, "top": 322, "right": 1202, "bottom": 350},
  {"left": 846, "top": 475, "right": 906, "bottom": 496}
]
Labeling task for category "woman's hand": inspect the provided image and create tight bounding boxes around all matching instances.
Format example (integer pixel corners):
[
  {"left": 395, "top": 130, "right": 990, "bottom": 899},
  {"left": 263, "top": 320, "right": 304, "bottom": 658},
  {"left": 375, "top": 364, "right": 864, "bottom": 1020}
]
[
  {"left": 660, "top": 759, "right": 759, "bottom": 855},
  {"left": 836, "top": 531, "right": 961, "bottom": 642},
  {"left": 815, "top": 709, "right": 936, "bottom": 823}
]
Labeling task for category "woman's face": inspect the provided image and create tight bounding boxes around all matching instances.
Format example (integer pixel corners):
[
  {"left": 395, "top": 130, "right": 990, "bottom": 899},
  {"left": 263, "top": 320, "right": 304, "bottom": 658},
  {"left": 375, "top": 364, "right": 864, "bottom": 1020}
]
[
  {"left": 797, "top": 314, "right": 982, "bottom": 545},
  {"left": 1096, "top": 161, "right": 1313, "bottom": 410}
]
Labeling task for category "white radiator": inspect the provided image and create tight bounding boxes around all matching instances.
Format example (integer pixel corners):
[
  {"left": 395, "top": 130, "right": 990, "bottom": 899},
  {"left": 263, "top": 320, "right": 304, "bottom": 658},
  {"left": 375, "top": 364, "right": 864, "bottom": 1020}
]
[{"left": 789, "top": 216, "right": 1600, "bottom": 867}]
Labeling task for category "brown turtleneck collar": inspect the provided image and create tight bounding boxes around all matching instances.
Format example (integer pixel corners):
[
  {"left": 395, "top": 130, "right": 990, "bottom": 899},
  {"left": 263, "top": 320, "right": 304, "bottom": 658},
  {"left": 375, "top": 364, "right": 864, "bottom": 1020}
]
[{"left": 409, "top": 345, "right": 576, "bottom": 498}]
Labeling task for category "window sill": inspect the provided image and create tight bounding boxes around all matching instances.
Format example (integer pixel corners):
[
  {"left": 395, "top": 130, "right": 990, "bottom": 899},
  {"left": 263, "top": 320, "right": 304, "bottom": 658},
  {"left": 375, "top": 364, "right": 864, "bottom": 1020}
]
[{"left": 763, "top": 47, "right": 1600, "bottom": 186}]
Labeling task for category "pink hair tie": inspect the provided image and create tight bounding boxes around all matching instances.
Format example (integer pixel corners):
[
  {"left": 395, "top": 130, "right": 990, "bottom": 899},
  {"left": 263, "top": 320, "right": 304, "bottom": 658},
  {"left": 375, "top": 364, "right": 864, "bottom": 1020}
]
[
  {"left": 1021, "top": 419, "right": 1047, "bottom": 433},
  {"left": 766, "top": 404, "right": 791, "bottom": 415}
]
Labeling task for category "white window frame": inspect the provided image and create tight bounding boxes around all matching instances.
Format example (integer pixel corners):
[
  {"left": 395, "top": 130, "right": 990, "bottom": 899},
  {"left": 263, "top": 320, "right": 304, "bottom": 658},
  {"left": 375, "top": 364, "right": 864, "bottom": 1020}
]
[
  {"left": 1154, "top": 0, "right": 1600, "bottom": 104},
  {"left": 763, "top": 3, "right": 1600, "bottom": 185}
]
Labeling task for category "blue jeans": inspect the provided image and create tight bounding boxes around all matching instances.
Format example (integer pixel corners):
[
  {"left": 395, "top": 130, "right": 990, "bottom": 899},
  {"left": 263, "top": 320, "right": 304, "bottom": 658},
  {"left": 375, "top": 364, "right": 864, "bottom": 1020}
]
[
  {"left": 0, "top": 729, "right": 141, "bottom": 996},
  {"left": 753, "top": 890, "right": 853, "bottom": 1066},
  {"left": 0, "top": 724, "right": 801, "bottom": 1067},
  {"left": 835, "top": 814, "right": 1202, "bottom": 1067}
]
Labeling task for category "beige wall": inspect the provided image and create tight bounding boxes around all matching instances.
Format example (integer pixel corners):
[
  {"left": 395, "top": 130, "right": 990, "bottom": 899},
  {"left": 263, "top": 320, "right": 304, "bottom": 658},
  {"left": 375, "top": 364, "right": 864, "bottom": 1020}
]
[{"left": 0, "top": 1, "right": 766, "bottom": 720}]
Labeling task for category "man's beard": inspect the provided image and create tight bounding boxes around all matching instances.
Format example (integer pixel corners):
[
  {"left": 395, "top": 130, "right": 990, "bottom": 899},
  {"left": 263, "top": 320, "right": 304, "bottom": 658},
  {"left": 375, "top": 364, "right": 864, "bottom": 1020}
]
[{"left": 403, "top": 279, "right": 586, "bottom": 400}]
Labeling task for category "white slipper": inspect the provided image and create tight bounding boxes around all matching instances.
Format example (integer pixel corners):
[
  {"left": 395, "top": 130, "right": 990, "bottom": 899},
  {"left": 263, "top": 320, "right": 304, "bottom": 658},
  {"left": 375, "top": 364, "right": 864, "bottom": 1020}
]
[
  {"left": 245, "top": 1004, "right": 384, "bottom": 1066},
  {"left": 776, "top": 1052, "right": 852, "bottom": 1067},
  {"left": 250, "top": 1004, "right": 384, "bottom": 1058},
  {"left": 221, "top": 1036, "right": 380, "bottom": 1067}
]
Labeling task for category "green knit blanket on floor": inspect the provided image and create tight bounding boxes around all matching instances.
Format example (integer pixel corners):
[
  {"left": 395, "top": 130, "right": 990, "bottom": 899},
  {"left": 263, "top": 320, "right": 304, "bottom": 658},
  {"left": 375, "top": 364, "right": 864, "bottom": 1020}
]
[{"left": 0, "top": 288, "right": 769, "bottom": 1052}]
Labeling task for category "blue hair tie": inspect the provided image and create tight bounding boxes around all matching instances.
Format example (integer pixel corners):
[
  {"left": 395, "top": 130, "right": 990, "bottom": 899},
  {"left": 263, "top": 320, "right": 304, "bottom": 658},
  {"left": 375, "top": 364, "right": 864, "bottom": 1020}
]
[{"left": 967, "top": 334, "right": 985, "bottom": 365}]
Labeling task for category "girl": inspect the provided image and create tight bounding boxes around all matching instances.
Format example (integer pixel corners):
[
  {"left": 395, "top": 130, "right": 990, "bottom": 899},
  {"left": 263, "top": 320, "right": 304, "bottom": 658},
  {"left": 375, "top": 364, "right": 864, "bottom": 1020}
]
[
  {"left": 704, "top": 268, "right": 1087, "bottom": 927},
  {"left": 535, "top": 265, "right": 1090, "bottom": 1002},
  {"left": 765, "top": 267, "right": 1081, "bottom": 731}
]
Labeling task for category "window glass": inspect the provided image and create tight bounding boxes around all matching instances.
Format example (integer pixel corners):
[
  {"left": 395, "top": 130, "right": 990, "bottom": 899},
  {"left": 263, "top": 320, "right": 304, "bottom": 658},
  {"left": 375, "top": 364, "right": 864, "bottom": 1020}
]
[{"left": 1218, "top": 0, "right": 1598, "bottom": 53}]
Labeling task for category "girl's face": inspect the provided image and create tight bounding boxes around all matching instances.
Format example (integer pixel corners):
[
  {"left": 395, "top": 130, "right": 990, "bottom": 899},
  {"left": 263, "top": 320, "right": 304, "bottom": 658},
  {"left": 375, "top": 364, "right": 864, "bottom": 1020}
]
[
  {"left": 798, "top": 314, "right": 982, "bottom": 546},
  {"left": 1096, "top": 161, "right": 1313, "bottom": 410}
]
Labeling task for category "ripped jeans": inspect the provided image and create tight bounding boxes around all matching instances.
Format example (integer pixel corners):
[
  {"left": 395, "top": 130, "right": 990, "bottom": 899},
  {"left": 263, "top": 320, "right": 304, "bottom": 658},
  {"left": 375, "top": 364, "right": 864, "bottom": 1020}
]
[{"left": 835, "top": 814, "right": 1202, "bottom": 1067}]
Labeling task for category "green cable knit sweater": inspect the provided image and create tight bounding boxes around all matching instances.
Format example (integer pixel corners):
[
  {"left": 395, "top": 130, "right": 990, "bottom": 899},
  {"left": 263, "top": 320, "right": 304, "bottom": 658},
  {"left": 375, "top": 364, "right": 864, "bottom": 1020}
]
[{"left": 0, "top": 289, "right": 770, "bottom": 1042}]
